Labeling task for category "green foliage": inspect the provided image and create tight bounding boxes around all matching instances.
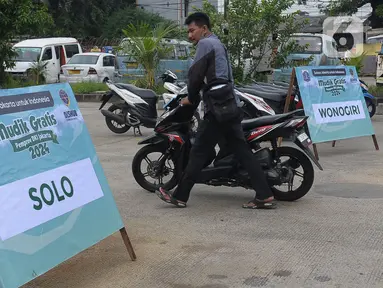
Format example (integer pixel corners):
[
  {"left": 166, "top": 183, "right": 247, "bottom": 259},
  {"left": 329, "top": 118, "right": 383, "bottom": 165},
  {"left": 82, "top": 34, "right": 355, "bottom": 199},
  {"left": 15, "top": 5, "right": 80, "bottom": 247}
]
[
  {"left": 2, "top": 75, "right": 36, "bottom": 89},
  {"left": 70, "top": 82, "right": 108, "bottom": 94},
  {"left": 103, "top": 7, "right": 186, "bottom": 40},
  {"left": 376, "top": 4, "right": 383, "bottom": 17},
  {"left": 46, "top": 0, "right": 135, "bottom": 37},
  {"left": 194, "top": 0, "right": 308, "bottom": 82},
  {"left": 121, "top": 22, "right": 179, "bottom": 90},
  {"left": 368, "top": 85, "right": 383, "bottom": 97},
  {"left": 0, "top": 0, "right": 54, "bottom": 85},
  {"left": 323, "top": 0, "right": 383, "bottom": 28},
  {"left": 341, "top": 52, "right": 367, "bottom": 75},
  {"left": 28, "top": 57, "right": 48, "bottom": 85}
]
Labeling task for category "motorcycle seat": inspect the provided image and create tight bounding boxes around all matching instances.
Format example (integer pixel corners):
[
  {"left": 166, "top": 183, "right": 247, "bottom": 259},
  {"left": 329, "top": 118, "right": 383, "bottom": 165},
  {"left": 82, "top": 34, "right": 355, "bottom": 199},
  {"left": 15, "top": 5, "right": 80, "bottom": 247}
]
[
  {"left": 237, "top": 88, "right": 287, "bottom": 102},
  {"left": 115, "top": 83, "right": 158, "bottom": 100},
  {"left": 241, "top": 109, "right": 304, "bottom": 130}
]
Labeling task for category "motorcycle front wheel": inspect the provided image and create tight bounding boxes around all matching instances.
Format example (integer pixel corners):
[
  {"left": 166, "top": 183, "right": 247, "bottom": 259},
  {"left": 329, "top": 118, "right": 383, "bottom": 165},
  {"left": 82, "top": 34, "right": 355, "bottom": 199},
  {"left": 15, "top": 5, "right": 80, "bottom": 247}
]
[
  {"left": 132, "top": 144, "right": 178, "bottom": 192},
  {"left": 366, "top": 98, "right": 376, "bottom": 118}
]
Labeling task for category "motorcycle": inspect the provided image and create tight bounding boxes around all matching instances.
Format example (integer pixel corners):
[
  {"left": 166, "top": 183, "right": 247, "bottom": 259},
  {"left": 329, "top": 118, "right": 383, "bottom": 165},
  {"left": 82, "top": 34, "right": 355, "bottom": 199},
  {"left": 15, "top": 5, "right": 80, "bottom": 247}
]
[
  {"left": 99, "top": 76, "right": 200, "bottom": 136},
  {"left": 241, "top": 79, "right": 375, "bottom": 118},
  {"left": 236, "top": 81, "right": 300, "bottom": 115},
  {"left": 159, "top": 70, "right": 277, "bottom": 119},
  {"left": 99, "top": 81, "right": 159, "bottom": 136},
  {"left": 131, "top": 93, "right": 323, "bottom": 202},
  {"left": 360, "top": 79, "right": 376, "bottom": 118},
  {"left": 159, "top": 71, "right": 202, "bottom": 134}
]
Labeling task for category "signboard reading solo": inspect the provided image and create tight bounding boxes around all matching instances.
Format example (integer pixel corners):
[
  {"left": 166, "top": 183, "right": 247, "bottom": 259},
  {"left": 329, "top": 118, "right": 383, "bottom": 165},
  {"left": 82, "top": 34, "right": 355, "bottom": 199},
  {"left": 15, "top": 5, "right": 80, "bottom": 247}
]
[{"left": 0, "top": 83, "right": 127, "bottom": 288}]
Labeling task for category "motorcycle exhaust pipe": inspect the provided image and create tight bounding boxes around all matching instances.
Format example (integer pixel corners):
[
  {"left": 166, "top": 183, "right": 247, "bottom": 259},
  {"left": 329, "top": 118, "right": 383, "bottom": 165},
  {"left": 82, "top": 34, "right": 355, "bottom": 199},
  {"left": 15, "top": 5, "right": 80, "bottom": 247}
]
[{"left": 101, "top": 110, "right": 125, "bottom": 125}]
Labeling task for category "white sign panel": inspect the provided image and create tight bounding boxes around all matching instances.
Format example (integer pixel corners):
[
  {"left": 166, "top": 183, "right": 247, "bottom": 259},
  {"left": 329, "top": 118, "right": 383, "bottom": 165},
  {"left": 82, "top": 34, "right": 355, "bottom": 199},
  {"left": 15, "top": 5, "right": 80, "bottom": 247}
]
[
  {"left": 312, "top": 100, "right": 366, "bottom": 124},
  {"left": 0, "top": 158, "right": 104, "bottom": 241}
]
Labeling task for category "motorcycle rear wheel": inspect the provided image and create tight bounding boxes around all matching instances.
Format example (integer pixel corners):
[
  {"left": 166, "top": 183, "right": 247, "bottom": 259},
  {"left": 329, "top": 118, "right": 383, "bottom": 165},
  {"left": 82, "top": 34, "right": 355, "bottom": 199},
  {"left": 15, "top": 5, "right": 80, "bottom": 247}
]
[
  {"left": 271, "top": 146, "right": 314, "bottom": 201},
  {"left": 105, "top": 104, "right": 131, "bottom": 134},
  {"left": 132, "top": 144, "right": 178, "bottom": 193}
]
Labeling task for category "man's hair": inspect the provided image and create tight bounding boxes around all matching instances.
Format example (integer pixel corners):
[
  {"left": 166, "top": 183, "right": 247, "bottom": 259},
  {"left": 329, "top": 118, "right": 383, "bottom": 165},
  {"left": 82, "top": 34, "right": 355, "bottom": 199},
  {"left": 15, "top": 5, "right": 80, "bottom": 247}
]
[{"left": 185, "top": 12, "right": 211, "bottom": 30}]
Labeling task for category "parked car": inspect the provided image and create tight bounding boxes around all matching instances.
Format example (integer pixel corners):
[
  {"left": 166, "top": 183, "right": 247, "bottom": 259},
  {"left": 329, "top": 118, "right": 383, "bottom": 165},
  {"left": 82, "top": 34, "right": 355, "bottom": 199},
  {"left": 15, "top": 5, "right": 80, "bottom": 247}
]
[
  {"left": 116, "top": 38, "right": 193, "bottom": 83},
  {"left": 60, "top": 52, "right": 121, "bottom": 83},
  {"left": 272, "top": 33, "right": 341, "bottom": 83},
  {"left": 6, "top": 37, "right": 82, "bottom": 83}
]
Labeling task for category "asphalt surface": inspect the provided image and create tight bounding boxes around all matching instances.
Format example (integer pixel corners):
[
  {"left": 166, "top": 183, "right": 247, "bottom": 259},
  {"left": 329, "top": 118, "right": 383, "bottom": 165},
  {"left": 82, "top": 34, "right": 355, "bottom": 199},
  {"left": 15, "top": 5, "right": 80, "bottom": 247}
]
[{"left": 25, "top": 102, "right": 383, "bottom": 288}]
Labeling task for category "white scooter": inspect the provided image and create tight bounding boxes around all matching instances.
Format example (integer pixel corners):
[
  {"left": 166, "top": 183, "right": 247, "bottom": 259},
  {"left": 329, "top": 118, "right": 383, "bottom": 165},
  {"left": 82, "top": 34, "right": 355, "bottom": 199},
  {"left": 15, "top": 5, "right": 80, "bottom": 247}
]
[
  {"left": 98, "top": 75, "right": 200, "bottom": 136},
  {"left": 159, "top": 70, "right": 276, "bottom": 119}
]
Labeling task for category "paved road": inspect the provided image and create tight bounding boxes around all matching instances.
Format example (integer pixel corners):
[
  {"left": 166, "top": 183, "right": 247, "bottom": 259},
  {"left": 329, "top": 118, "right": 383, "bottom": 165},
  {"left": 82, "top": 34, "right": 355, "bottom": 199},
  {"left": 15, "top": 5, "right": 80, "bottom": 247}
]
[{"left": 26, "top": 103, "right": 383, "bottom": 288}]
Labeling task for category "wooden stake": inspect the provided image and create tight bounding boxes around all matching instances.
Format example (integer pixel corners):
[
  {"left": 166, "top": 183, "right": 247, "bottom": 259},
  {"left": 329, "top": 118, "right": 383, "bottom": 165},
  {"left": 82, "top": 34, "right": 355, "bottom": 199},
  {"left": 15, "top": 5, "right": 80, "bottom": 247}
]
[
  {"left": 120, "top": 227, "right": 137, "bottom": 261},
  {"left": 313, "top": 144, "right": 319, "bottom": 160},
  {"left": 372, "top": 134, "right": 380, "bottom": 150},
  {"left": 278, "top": 68, "right": 296, "bottom": 147}
]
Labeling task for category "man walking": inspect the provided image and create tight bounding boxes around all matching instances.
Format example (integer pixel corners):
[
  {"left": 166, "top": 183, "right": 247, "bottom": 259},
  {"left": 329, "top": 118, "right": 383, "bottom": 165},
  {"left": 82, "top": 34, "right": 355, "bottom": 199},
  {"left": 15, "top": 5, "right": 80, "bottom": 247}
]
[{"left": 156, "top": 12, "right": 276, "bottom": 209}]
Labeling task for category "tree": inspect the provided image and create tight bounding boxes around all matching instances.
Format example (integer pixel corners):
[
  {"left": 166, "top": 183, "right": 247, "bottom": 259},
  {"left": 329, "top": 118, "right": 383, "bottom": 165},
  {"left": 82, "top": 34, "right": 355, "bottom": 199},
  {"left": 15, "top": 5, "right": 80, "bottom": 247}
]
[
  {"left": 46, "top": 0, "right": 136, "bottom": 37},
  {"left": 324, "top": 0, "right": 383, "bottom": 28},
  {"left": 121, "top": 23, "right": 179, "bottom": 90},
  {"left": 29, "top": 57, "right": 48, "bottom": 85},
  {"left": 102, "top": 7, "right": 187, "bottom": 40},
  {"left": 0, "top": 0, "right": 54, "bottom": 85},
  {"left": 194, "top": 0, "right": 308, "bottom": 82}
]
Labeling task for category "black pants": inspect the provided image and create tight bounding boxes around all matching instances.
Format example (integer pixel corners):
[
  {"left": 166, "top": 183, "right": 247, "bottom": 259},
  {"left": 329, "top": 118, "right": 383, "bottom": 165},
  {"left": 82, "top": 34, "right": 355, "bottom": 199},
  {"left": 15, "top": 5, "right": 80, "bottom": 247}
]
[{"left": 172, "top": 112, "right": 273, "bottom": 203}]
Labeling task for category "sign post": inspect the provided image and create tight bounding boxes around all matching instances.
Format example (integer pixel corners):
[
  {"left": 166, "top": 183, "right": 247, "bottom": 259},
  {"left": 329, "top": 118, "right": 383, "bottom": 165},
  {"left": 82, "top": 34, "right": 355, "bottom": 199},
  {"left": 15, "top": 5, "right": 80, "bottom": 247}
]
[
  {"left": 0, "top": 83, "right": 136, "bottom": 288},
  {"left": 281, "top": 66, "right": 379, "bottom": 160}
]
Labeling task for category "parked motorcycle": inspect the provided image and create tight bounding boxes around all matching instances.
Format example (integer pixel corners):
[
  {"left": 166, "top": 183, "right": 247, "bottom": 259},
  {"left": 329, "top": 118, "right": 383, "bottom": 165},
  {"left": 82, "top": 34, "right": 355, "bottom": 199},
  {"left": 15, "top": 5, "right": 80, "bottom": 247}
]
[
  {"left": 99, "top": 77, "right": 200, "bottom": 136},
  {"left": 131, "top": 93, "right": 323, "bottom": 202},
  {"left": 360, "top": 79, "right": 376, "bottom": 118},
  {"left": 236, "top": 81, "right": 299, "bottom": 115},
  {"left": 159, "top": 71, "right": 202, "bottom": 134},
  {"left": 99, "top": 81, "right": 159, "bottom": 136},
  {"left": 242, "top": 79, "right": 376, "bottom": 118},
  {"left": 159, "top": 70, "right": 277, "bottom": 119}
]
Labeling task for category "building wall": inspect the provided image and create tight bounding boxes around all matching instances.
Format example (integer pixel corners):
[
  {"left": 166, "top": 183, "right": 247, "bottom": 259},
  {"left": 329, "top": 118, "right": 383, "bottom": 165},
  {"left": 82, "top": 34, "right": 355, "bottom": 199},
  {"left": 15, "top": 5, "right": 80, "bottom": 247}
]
[{"left": 136, "top": 0, "right": 219, "bottom": 25}]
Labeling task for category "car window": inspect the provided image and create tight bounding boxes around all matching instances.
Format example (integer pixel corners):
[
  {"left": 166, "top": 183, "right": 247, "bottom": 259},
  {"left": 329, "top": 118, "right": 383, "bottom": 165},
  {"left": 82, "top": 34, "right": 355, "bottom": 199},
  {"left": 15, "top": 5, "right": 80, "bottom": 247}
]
[
  {"left": 68, "top": 55, "right": 99, "bottom": 64},
  {"left": 13, "top": 47, "right": 42, "bottom": 62},
  {"left": 103, "top": 56, "right": 115, "bottom": 67},
  {"left": 54, "top": 46, "right": 60, "bottom": 59},
  {"left": 65, "top": 44, "right": 80, "bottom": 58},
  {"left": 176, "top": 45, "right": 187, "bottom": 59},
  {"left": 288, "top": 36, "right": 323, "bottom": 54},
  {"left": 41, "top": 47, "right": 52, "bottom": 61}
]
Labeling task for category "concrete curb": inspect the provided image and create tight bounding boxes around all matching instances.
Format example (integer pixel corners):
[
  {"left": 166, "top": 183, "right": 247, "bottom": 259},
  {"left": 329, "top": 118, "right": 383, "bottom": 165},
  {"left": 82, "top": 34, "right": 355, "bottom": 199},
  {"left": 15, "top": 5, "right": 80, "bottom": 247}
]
[
  {"left": 75, "top": 93, "right": 104, "bottom": 102},
  {"left": 75, "top": 93, "right": 166, "bottom": 110},
  {"left": 376, "top": 103, "right": 383, "bottom": 115}
]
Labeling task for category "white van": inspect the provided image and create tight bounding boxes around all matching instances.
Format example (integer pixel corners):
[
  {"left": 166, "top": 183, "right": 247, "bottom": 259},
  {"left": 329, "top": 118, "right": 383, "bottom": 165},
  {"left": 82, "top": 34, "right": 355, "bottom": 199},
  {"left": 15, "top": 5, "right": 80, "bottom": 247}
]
[{"left": 6, "top": 37, "right": 82, "bottom": 83}]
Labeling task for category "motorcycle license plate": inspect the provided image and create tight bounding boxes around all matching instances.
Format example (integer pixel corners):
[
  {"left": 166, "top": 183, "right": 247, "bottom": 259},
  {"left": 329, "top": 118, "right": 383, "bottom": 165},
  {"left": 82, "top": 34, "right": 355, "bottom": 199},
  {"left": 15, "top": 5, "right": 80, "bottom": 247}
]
[{"left": 298, "top": 132, "right": 312, "bottom": 147}]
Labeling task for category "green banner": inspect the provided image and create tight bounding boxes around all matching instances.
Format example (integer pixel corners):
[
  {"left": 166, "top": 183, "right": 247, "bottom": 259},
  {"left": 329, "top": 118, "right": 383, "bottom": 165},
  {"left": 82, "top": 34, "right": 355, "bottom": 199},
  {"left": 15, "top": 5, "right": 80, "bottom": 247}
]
[{"left": 10, "top": 130, "right": 59, "bottom": 152}]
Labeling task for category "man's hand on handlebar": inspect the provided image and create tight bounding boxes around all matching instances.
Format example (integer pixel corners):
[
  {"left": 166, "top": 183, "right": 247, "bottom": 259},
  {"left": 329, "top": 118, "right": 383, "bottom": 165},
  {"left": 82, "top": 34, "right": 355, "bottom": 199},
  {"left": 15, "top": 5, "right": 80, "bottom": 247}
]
[{"left": 180, "top": 97, "right": 192, "bottom": 106}]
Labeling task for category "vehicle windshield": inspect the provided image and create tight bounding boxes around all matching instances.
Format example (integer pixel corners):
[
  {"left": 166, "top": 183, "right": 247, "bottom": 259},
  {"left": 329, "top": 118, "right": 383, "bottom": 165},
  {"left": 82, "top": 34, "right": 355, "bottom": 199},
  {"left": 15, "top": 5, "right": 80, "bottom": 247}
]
[
  {"left": 368, "top": 37, "right": 383, "bottom": 44},
  {"left": 68, "top": 54, "right": 99, "bottom": 64},
  {"left": 13, "top": 47, "right": 42, "bottom": 62},
  {"left": 288, "top": 36, "right": 323, "bottom": 54}
]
